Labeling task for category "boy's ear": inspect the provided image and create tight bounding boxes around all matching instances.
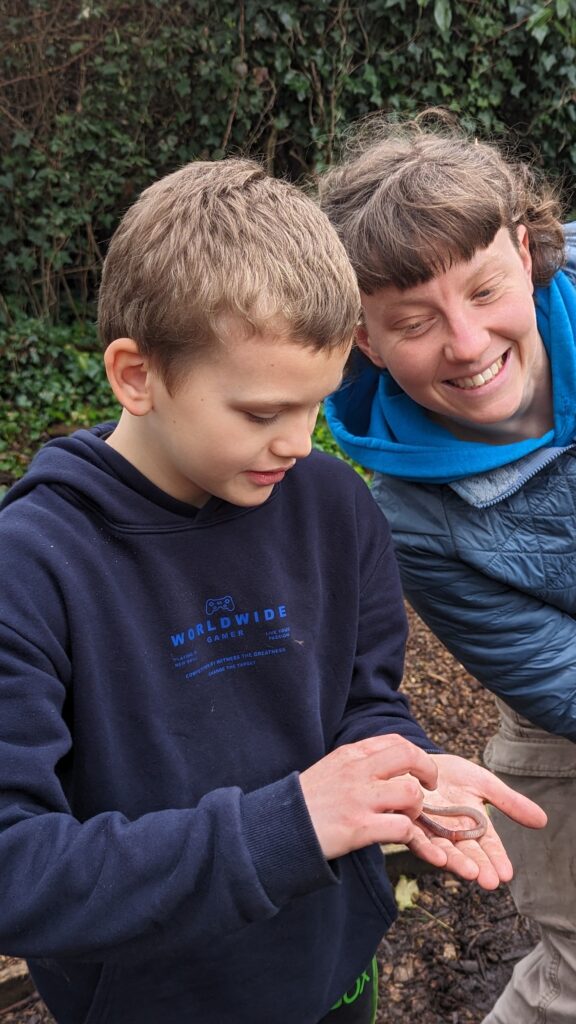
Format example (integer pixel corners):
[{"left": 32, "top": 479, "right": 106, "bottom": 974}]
[
  {"left": 104, "top": 338, "right": 154, "bottom": 415},
  {"left": 355, "top": 323, "right": 386, "bottom": 369}
]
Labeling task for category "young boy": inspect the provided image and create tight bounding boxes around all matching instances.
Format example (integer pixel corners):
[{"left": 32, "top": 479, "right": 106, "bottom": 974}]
[{"left": 0, "top": 158, "right": 545, "bottom": 1024}]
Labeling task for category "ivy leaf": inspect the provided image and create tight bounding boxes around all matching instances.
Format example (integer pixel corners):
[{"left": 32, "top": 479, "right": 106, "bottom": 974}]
[
  {"left": 278, "top": 10, "right": 296, "bottom": 31},
  {"left": 526, "top": 5, "right": 554, "bottom": 42},
  {"left": 434, "top": 0, "right": 452, "bottom": 34},
  {"left": 11, "top": 131, "right": 31, "bottom": 149}
]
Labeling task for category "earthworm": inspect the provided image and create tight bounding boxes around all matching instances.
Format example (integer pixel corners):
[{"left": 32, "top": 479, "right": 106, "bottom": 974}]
[{"left": 417, "top": 804, "right": 488, "bottom": 841}]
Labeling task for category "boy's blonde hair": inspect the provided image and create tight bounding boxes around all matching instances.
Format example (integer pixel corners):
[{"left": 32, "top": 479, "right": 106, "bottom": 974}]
[
  {"left": 98, "top": 158, "right": 360, "bottom": 390},
  {"left": 318, "top": 112, "right": 565, "bottom": 293}
]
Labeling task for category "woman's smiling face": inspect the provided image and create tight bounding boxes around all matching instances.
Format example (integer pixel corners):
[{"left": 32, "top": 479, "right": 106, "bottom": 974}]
[{"left": 357, "top": 226, "right": 549, "bottom": 439}]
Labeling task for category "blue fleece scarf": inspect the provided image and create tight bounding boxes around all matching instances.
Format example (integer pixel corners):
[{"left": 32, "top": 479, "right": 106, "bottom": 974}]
[{"left": 324, "top": 270, "right": 576, "bottom": 484}]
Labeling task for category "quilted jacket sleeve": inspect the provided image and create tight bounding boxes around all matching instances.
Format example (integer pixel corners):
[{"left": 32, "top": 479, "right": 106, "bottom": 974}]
[
  {"left": 372, "top": 474, "right": 576, "bottom": 743},
  {"left": 399, "top": 547, "right": 576, "bottom": 742}
]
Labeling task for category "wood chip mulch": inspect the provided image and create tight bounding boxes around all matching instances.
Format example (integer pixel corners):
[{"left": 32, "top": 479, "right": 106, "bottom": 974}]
[
  {"left": 0, "top": 605, "right": 537, "bottom": 1024},
  {"left": 374, "top": 605, "right": 539, "bottom": 1023}
]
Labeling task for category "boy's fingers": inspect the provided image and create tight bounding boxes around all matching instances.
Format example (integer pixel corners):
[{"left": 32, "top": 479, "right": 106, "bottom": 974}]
[
  {"left": 485, "top": 779, "right": 547, "bottom": 829},
  {"left": 356, "top": 735, "right": 439, "bottom": 791},
  {"left": 373, "top": 776, "right": 425, "bottom": 818},
  {"left": 408, "top": 831, "right": 476, "bottom": 875},
  {"left": 445, "top": 832, "right": 512, "bottom": 890},
  {"left": 411, "top": 819, "right": 516, "bottom": 890},
  {"left": 300, "top": 738, "right": 442, "bottom": 859},
  {"left": 370, "top": 813, "right": 448, "bottom": 861},
  {"left": 372, "top": 813, "right": 419, "bottom": 846}
]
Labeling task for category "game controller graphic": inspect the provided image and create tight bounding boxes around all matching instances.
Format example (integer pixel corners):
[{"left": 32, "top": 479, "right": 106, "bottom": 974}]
[{"left": 205, "top": 595, "right": 236, "bottom": 615}]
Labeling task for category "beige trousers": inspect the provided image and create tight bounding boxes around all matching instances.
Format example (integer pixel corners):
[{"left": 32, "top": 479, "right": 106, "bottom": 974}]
[{"left": 481, "top": 699, "right": 576, "bottom": 1024}]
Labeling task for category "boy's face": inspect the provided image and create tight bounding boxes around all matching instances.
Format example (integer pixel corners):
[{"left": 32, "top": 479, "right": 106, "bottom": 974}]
[
  {"left": 132, "top": 328, "right": 350, "bottom": 507},
  {"left": 356, "top": 226, "right": 545, "bottom": 434}
]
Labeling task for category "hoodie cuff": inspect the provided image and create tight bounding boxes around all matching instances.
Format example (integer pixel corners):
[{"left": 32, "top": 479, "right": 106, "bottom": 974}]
[{"left": 241, "top": 772, "right": 337, "bottom": 907}]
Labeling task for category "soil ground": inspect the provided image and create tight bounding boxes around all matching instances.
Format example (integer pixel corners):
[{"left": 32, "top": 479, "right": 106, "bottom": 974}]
[
  {"left": 373, "top": 606, "right": 539, "bottom": 1024},
  {"left": 0, "top": 606, "right": 538, "bottom": 1024}
]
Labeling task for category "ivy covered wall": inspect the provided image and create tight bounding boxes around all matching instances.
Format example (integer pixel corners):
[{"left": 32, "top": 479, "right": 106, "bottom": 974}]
[{"left": 1, "top": 0, "right": 575, "bottom": 320}]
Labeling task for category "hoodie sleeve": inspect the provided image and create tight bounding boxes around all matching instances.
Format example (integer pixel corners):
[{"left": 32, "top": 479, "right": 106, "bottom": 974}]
[
  {"left": 331, "top": 475, "right": 440, "bottom": 753},
  {"left": 0, "top": 539, "right": 336, "bottom": 964}
]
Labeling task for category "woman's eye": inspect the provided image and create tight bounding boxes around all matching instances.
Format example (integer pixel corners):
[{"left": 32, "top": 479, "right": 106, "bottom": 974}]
[
  {"left": 473, "top": 276, "right": 503, "bottom": 301},
  {"left": 399, "top": 318, "right": 433, "bottom": 336}
]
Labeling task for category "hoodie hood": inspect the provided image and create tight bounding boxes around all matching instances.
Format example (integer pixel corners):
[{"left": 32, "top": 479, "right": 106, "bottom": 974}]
[
  {"left": 2, "top": 423, "right": 258, "bottom": 530},
  {"left": 324, "top": 270, "right": 576, "bottom": 484}
]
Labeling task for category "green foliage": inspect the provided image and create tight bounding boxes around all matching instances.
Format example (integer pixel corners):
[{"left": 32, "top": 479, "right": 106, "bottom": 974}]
[
  {"left": 0, "top": 313, "right": 363, "bottom": 487},
  {"left": 1, "top": 0, "right": 574, "bottom": 481},
  {"left": 1, "top": 0, "right": 574, "bottom": 321},
  {"left": 0, "top": 316, "right": 119, "bottom": 482},
  {"left": 313, "top": 408, "right": 371, "bottom": 482}
]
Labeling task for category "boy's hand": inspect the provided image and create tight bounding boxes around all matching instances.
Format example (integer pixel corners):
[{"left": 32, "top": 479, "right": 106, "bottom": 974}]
[
  {"left": 407, "top": 754, "right": 548, "bottom": 891},
  {"left": 299, "top": 735, "right": 449, "bottom": 865}
]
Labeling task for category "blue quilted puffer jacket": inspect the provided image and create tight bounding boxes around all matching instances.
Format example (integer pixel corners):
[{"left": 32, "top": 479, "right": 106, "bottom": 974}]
[{"left": 372, "top": 224, "right": 576, "bottom": 742}]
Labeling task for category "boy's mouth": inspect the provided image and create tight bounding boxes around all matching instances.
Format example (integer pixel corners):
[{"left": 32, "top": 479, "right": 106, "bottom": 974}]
[
  {"left": 447, "top": 351, "right": 508, "bottom": 390},
  {"left": 246, "top": 468, "right": 289, "bottom": 486}
]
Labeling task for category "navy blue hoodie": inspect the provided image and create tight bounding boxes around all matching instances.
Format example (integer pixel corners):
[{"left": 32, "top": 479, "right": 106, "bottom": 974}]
[{"left": 0, "top": 426, "right": 435, "bottom": 1024}]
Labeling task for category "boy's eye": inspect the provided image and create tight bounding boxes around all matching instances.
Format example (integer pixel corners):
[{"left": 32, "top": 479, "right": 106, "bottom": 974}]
[{"left": 245, "top": 412, "right": 280, "bottom": 425}]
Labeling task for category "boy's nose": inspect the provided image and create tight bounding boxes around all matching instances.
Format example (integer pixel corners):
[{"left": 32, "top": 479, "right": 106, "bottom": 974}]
[{"left": 271, "top": 425, "right": 313, "bottom": 460}]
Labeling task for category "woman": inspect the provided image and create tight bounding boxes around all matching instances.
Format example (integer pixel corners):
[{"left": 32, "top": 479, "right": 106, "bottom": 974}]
[{"left": 319, "top": 116, "right": 576, "bottom": 1024}]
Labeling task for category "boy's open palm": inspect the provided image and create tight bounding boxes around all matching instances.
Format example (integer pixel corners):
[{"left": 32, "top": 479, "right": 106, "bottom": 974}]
[
  {"left": 299, "top": 741, "right": 548, "bottom": 892},
  {"left": 406, "top": 753, "right": 548, "bottom": 891}
]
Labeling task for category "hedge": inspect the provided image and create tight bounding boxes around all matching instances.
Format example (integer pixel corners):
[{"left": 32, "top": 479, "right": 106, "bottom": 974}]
[{"left": 1, "top": 0, "right": 575, "bottom": 321}]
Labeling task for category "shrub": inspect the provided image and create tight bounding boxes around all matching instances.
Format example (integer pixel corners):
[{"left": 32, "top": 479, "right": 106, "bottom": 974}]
[
  {"left": 0, "top": 317, "right": 119, "bottom": 483},
  {"left": 0, "top": 314, "right": 364, "bottom": 487},
  {"left": 1, "top": 0, "right": 574, "bottom": 321}
]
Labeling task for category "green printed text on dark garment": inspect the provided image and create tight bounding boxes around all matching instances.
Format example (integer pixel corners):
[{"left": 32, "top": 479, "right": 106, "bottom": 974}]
[{"left": 318, "top": 958, "right": 378, "bottom": 1024}]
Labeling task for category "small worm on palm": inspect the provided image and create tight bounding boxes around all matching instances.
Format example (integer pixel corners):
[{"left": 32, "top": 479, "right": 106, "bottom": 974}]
[{"left": 417, "top": 804, "right": 488, "bottom": 842}]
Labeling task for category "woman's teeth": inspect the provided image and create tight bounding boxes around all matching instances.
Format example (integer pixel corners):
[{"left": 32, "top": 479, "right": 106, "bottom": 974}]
[{"left": 450, "top": 354, "right": 505, "bottom": 390}]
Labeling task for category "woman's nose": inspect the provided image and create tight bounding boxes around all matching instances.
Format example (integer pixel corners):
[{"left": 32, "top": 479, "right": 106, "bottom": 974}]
[{"left": 443, "top": 314, "right": 491, "bottom": 363}]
